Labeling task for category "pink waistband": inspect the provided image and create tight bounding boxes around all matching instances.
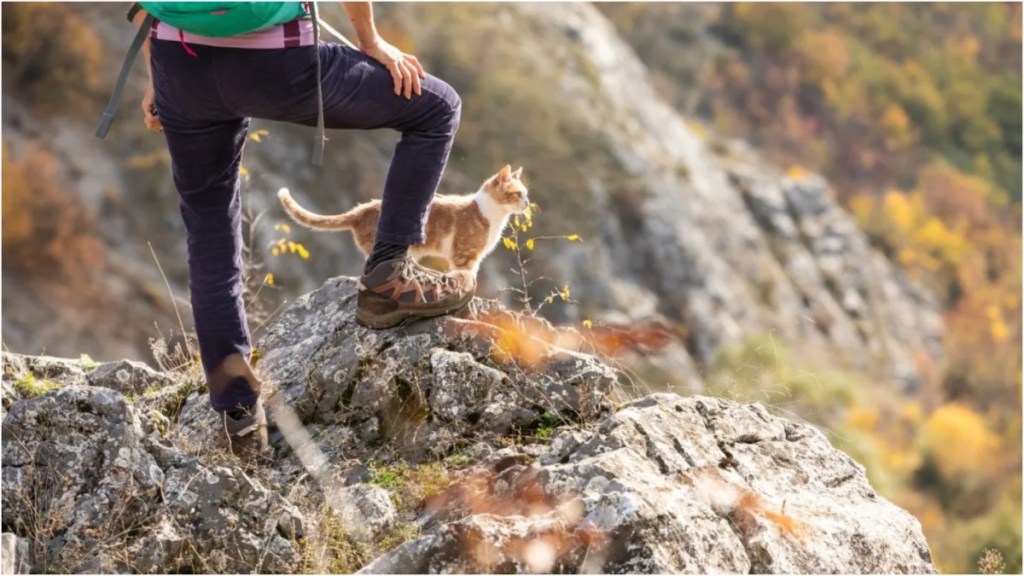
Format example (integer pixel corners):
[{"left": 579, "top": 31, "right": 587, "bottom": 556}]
[{"left": 151, "top": 18, "right": 316, "bottom": 49}]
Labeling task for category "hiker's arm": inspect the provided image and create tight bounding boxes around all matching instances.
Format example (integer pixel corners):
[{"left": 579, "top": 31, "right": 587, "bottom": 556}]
[
  {"left": 132, "top": 7, "right": 162, "bottom": 132},
  {"left": 340, "top": 2, "right": 425, "bottom": 99}
]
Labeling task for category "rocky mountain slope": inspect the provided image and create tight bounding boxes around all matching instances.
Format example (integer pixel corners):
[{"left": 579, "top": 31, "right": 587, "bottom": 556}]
[
  {"left": 1, "top": 3, "right": 943, "bottom": 393},
  {"left": 1, "top": 277, "right": 935, "bottom": 573}
]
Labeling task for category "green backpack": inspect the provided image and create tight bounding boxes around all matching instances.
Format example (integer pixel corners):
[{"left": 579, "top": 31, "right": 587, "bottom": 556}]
[
  {"left": 137, "top": 2, "right": 308, "bottom": 37},
  {"left": 97, "top": 2, "right": 328, "bottom": 165}
]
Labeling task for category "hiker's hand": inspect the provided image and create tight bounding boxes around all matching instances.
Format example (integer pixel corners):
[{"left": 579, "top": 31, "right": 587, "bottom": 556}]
[
  {"left": 142, "top": 83, "right": 162, "bottom": 133},
  {"left": 361, "top": 37, "right": 425, "bottom": 99}
]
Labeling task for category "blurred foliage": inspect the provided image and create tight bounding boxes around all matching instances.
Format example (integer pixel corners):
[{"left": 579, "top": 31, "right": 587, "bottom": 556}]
[
  {"left": 607, "top": 5, "right": 1021, "bottom": 571},
  {"left": 848, "top": 163, "right": 1021, "bottom": 423},
  {"left": 1, "top": 2, "right": 104, "bottom": 114},
  {"left": 606, "top": 3, "right": 1021, "bottom": 202},
  {"left": 707, "top": 3, "right": 1022, "bottom": 203},
  {"left": 2, "top": 143, "right": 104, "bottom": 284}
]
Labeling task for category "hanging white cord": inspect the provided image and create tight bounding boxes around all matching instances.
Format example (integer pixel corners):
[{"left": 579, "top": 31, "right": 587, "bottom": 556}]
[{"left": 316, "top": 15, "right": 358, "bottom": 50}]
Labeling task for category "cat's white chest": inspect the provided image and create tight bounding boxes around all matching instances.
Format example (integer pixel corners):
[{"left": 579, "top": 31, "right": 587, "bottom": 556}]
[
  {"left": 474, "top": 195, "right": 511, "bottom": 256},
  {"left": 485, "top": 218, "right": 509, "bottom": 254}
]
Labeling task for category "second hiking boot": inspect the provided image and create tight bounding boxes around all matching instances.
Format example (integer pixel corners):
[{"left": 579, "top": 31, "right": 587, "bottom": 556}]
[
  {"left": 223, "top": 398, "right": 272, "bottom": 465},
  {"left": 356, "top": 256, "right": 475, "bottom": 329}
]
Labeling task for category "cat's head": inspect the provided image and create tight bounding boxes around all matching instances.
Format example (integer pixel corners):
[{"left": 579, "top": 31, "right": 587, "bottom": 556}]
[{"left": 482, "top": 164, "right": 530, "bottom": 214}]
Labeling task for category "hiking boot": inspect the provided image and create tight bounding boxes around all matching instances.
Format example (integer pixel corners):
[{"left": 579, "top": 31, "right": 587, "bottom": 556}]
[
  {"left": 356, "top": 257, "right": 475, "bottom": 329},
  {"left": 223, "top": 399, "right": 272, "bottom": 465}
]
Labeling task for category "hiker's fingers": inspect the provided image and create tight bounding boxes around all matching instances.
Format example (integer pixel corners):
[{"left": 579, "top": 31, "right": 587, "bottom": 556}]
[
  {"left": 409, "top": 62, "right": 422, "bottom": 97},
  {"left": 407, "top": 54, "right": 426, "bottom": 79},
  {"left": 365, "top": 39, "right": 421, "bottom": 98},
  {"left": 388, "top": 60, "right": 404, "bottom": 96},
  {"left": 141, "top": 96, "right": 162, "bottom": 132},
  {"left": 402, "top": 55, "right": 423, "bottom": 96},
  {"left": 142, "top": 103, "right": 161, "bottom": 131},
  {"left": 400, "top": 60, "right": 416, "bottom": 99},
  {"left": 144, "top": 113, "right": 162, "bottom": 132},
  {"left": 390, "top": 58, "right": 417, "bottom": 99}
]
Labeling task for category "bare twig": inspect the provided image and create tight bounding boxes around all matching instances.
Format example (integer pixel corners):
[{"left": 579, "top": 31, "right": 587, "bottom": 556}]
[{"left": 148, "top": 241, "right": 194, "bottom": 360}]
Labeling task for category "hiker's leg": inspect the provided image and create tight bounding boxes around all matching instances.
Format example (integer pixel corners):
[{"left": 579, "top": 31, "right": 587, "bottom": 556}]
[
  {"left": 238, "top": 44, "right": 462, "bottom": 245},
  {"left": 151, "top": 41, "right": 258, "bottom": 413},
  {"left": 349, "top": 69, "right": 462, "bottom": 246},
  {"left": 161, "top": 118, "right": 258, "bottom": 413}
]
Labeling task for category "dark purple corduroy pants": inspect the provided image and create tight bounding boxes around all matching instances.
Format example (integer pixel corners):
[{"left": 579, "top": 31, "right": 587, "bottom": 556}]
[{"left": 150, "top": 38, "right": 461, "bottom": 412}]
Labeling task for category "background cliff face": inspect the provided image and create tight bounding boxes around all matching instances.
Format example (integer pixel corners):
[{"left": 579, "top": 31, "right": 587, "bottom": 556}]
[
  {"left": 0, "top": 3, "right": 943, "bottom": 377},
  {"left": 1, "top": 3, "right": 1019, "bottom": 572}
]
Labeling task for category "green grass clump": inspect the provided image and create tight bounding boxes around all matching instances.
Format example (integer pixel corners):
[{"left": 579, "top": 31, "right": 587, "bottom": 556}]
[
  {"left": 13, "top": 373, "right": 58, "bottom": 398},
  {"left": 78, "top": 354, "right": 99, "bottom": 371},
  {"left": 369, "top": 460, "right": 452, "bottom": 513}
]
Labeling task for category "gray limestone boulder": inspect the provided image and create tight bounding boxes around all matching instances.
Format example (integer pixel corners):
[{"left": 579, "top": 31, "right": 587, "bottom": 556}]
[
  {"left": 86, "top": 359, "right": 179, "bottom": 397},
  {"left": 0, "top": 386, "right": 303, "bottom": 573},
  {"left": 255, "top": 276, "right": 621, "bottom": 463},
  {"left": 361, "top": 394, "right": 936, "bottom": 574},
  {"left": 2, "top": 353, "right": 90, "bottom": 414}
]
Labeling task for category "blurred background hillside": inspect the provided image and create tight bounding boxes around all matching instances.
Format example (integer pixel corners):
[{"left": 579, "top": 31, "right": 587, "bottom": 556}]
[{"left": 1, "top": 3, "right": 1020, "bottom": 572}]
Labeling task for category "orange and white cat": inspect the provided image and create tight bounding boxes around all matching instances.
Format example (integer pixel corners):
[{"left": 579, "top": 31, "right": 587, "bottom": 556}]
[{"left": 277, "top": 165, "right": 529, "bottom": 274}]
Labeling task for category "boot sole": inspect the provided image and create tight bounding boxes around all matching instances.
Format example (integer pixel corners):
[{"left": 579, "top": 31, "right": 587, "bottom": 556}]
[{"left": 356, "top": 290, "right": 474, "bottom": 329}]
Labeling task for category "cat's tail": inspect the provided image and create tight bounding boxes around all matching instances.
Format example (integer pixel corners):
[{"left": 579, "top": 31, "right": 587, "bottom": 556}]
[{"left": 277, "top": 188, "right": 359, "bottom": 231}]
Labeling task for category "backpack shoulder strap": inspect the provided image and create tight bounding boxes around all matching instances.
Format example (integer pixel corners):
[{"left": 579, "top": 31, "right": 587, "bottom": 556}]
[
  {"left": 310, "top": 1, "right": 325, "bottom": 166},
  {"left": 126, "top": 2, "right": 142, "bottom": 24},
  {"left": 95, "top": 11, "right": 154, "bottom": 139}
]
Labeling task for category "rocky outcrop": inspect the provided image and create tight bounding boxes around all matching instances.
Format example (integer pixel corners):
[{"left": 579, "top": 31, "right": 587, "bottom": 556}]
[
  {"left": 1, "top": 386, "right": 302, "bottom": 573},
  {"left": 0, "top": 278, "right": 935, "bottom": 573},
  {"left": 253, "top": 277, "right": 618, "bottom": 462},
  {"left": 363, "top": 394, "right": 935, "bottom": 574}
]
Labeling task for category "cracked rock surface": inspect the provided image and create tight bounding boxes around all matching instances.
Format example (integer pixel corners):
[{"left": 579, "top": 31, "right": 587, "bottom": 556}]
[
  {"left": 365, "top": 394, "right": 936, "bottom": 574},
  {"left": 1, "top": 386, "right": 302, "bottom": 573}
]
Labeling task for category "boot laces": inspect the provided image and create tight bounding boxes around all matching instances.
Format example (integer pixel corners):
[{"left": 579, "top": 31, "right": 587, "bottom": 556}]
[{"left": 396, "top": 258, "right": 457, "bottom": 295}]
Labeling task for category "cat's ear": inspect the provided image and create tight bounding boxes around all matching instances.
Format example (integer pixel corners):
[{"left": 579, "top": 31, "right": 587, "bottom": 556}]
[
  {"left": 512, "top": 166, "right": 524, "bottom": 179},
  {"left": 498, "top": 164, "right": 512, "bottom": 181}
]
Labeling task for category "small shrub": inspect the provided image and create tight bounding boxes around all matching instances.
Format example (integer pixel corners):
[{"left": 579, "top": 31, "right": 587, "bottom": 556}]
[
  {"left": 78, "top": 354, "right": 99, "bottom": 372},
  {"left": 977, "top": 548, "right": 1006, "bottom": 574}
]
